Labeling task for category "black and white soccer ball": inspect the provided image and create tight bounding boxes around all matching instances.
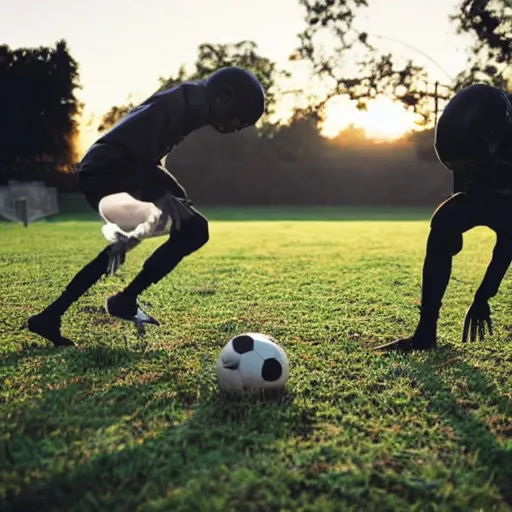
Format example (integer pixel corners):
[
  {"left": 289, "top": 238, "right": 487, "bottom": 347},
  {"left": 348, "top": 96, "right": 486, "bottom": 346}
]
[{"left": 215, "top": 333, "right": 290, "bottom": 394}]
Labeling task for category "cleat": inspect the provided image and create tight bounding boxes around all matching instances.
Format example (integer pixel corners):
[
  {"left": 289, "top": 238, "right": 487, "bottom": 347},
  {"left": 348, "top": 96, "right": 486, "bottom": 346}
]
[
  {"left": 106, "top": 293, "right": 160, "bottom": 336},
  {"left": 134, "top": 308, "right": 160, "bottom": 336},
  {"left": 27, "top": 312, "right": 75, "bottom": 347},
  {"left": 106, "top": 293, "right": 137, "bottom": 320}
]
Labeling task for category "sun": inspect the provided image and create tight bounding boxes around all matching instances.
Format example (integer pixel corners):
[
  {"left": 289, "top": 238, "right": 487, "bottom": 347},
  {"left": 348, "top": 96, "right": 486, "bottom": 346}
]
[
  {"left": 360, "top": 97, "right": 419, "bottom": 140},
  {"left": 321, "top": 95, "right": 419, "bottom": 141}
]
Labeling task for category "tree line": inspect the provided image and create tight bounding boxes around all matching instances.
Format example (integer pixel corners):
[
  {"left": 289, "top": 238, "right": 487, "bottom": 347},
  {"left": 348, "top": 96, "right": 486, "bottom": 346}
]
[
  {"left": 0, "top": 40, "right": 81, "bottom": 167},
  {"left": 0, "top": 0, "right": 510, "bottom": 205}
]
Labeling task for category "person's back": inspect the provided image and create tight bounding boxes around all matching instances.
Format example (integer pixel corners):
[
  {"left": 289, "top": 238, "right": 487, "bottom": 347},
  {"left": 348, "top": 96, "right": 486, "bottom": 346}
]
[
  {"left": 79, "top": 82, "right": 210, "bottom": 172},
  {"left": 434, "top": 83, "right": 512, "bottom": 194}
]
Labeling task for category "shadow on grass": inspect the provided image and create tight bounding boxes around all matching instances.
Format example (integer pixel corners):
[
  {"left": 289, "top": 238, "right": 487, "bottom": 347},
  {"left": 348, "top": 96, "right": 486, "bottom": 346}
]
[
  {"left": 405, "top": 347, "right": 512, "bottom": 505},
  {"left": 2, "top": 347, "right": 310, "bottom": 512},
  {"left": 0, "top": 342, "right": 160, "bottom": 375}
]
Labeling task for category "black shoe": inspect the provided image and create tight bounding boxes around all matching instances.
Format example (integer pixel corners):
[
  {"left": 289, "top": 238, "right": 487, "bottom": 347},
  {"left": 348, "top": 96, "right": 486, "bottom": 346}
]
[
  {"left": 27, "top": 312, "right": 75, "bottom": 347},
  {"left": 106, "top": 292, "right": 137, "bottom": 320},
  {"left": 373, "top": 337, "right": 437, "bottom": 353},
  {"left": 106, "top": 293, "right": 160, "bottom": 336}
]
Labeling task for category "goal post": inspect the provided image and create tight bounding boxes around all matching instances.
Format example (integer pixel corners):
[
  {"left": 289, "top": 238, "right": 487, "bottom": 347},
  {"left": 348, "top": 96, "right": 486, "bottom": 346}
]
[
  {"left": 14, "top": 197, "right": 29, "bottom": 227},
  {"left": 0, "top": 181, "right": 59, "bottom": 226}
]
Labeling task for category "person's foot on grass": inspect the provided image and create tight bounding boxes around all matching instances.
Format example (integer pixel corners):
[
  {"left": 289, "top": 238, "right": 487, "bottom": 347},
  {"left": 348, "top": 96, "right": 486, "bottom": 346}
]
[
  {"left": 27, "top": 311, "right": 75, "bottom": 347},
  {"left": 373, "top": 330, "right": 437, "bottom": 353}
]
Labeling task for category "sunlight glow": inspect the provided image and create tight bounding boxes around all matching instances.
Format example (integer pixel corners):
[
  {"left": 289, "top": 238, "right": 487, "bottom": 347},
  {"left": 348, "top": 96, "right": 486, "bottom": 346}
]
[{"left": 321, "top": 96, "right": 420, "bottom": 141}]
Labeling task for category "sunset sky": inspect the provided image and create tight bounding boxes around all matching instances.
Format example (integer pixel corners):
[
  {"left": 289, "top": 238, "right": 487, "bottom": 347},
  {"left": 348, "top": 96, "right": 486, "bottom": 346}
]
[{"left": 1, "top": 0, "right": 473, "bottom": 155}]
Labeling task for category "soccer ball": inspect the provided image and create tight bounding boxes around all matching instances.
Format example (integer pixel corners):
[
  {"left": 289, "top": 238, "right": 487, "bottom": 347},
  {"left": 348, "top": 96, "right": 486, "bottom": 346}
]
[{"left": 215, "top": 333, "right": 290, "bottom": 394}]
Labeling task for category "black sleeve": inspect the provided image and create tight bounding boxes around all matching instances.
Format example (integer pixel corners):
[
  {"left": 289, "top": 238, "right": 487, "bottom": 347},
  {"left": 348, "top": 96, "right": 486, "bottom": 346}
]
[{"left": 474, "top": 235, "right": 512, "bottom": 301}]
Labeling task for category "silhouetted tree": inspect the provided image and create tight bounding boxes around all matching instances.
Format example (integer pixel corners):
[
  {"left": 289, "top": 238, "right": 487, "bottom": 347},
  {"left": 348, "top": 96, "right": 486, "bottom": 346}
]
[
  {"left": 451, "top": 0, "right": 511, "bottom": 89},
  {"left": 294, "top": 0, "right": 511, "bottom": 128},
  {"left": 269, "top": 109, "right": 327, "bottom": 161},
  {"left": 97, "top": 104, "right": 133, "bottom": 133},
  {"left": 293, "top": 0, "right": 450, "bottom": 126},
  {"left": 98, "top": 40, "right": 282, "bottom": 132},
  {"left": 0, "top": 40, "right": 82, "bottom": 166}
]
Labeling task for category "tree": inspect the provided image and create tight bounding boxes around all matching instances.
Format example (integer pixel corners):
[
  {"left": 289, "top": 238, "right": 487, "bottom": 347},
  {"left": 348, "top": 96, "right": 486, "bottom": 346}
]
[
  {"left": 0, "top": 40, "right": 82, "bottom": 166},
  {"left": 293, "top": 0, "right": 443, "bottom": 125},
  {"left": 293, "top": 0, "right": 511, "bottom": 128},
  {"left": 451, "top": 0, "right": 512, "bottom": 89},
  {"left": 98, "top": 40, "right": 282, "bottom": 132},
  {"left": 97, "top": 104, "right": 134, "bottom": 132}
]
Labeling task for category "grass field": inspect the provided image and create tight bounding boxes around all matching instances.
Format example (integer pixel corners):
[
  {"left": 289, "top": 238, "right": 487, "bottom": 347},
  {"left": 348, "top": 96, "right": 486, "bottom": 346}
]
[{"left": 1, "top": 207, "right": 511, "bottom": 511}]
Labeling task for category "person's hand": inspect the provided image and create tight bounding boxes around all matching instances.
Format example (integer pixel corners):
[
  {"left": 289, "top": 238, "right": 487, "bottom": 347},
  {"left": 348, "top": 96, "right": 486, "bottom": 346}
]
[
  {"left": 462, "top": 297, "right": 493, "bottom": 342},
  {"left": 106, "top": 232, "right": 141, "bottom": 276}
]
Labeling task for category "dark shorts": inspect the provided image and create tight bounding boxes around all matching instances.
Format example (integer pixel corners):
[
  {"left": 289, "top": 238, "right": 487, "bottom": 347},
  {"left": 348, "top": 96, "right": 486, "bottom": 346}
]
[
  {"left": 77, "top": 164, "right": 188, "bottom": 212},
  {"left": 77, "top": 141, "right": 190, "bottom": 211}
]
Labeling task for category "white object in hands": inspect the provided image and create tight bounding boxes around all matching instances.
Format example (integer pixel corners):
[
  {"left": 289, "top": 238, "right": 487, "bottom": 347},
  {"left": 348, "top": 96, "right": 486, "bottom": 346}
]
[
  {"left": 98, "top": 192, "right": 173, "bottom": 243},
  {"left": 215, "top": 333, "right": 290, "bottom": 394},
  {"left": 101, "top": 222, "right": 129, "bottom": 244}
]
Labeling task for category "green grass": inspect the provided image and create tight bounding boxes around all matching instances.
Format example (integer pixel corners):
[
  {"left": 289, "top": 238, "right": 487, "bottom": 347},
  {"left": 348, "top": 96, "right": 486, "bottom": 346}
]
[
  {"left": 55, "top": 193, "right": 435, "bottom": 221},
  {"left": 1, "top": 208, "right": 511, "bottom": 512}
]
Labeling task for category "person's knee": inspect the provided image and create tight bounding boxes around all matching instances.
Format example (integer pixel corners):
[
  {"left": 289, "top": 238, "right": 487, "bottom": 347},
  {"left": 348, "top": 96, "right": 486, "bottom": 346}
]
[
  {"left": 174, "top": 210, "right": 209, "bottom": 256},
  {"left": 427, "top": 227, "right": 463, "bottom": 256},
  {"left": 188, "top": 212, "right": 210, "bottom": 252},
  {"left": 428, "top": 202, "right": 464, "bottom": 256}
]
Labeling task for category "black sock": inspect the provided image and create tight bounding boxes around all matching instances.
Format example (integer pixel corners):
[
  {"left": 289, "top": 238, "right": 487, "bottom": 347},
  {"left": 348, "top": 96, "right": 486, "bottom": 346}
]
[
  {"left": 44, "top": 248, "right": 110, "bottom": 317},
  {"left": 121, "top": 241, "right": 184, "bottom": 300}
]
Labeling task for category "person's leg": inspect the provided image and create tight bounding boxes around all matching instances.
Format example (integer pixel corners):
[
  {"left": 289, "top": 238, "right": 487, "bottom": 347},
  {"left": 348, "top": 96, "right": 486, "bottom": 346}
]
[
  {"left": 375, "top": 192, "right": 485, "bottom": 352},
  {"left": 106, "top": 205, "right": 209, "bottom": 322},
  {"left": 28, "top": 246, "right": 112, "bottom": 346},
  {"left": 27, "top": 173, "right": 145, "bottom": 346},
  {"left": 28, "top": 166, "right": 197, "bottom": 346}
]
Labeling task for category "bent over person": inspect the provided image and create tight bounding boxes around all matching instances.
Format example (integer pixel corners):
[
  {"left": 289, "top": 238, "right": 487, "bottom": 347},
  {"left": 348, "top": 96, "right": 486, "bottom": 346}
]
[
  {"left": 28, "top": 66, "right": 266, "bottom": 347},
  {"left": 376, "top": 83, "right": 512, "bottom": 352}
]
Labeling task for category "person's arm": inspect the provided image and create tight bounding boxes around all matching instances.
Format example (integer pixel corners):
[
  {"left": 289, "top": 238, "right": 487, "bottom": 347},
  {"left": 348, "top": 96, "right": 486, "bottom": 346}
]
[
  {"left": 474, "top": 235, "right": 512, "bottom": 303},
  {"left": 462, "top": 234, "right": 512, "bottom": 342}
]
